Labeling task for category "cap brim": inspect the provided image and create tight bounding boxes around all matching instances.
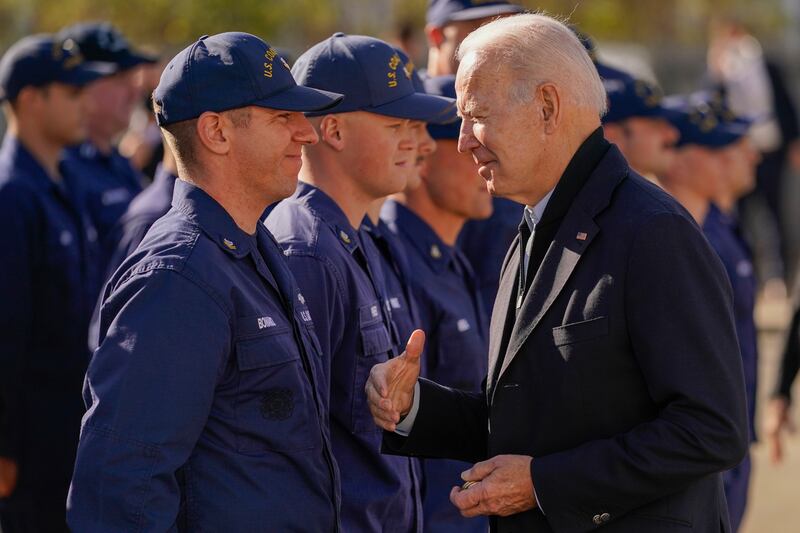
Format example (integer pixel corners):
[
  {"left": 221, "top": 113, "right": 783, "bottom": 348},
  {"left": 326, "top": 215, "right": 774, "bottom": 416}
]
[
  {"left": 115, "top": 52, "right": 159, "bottom": 71},
  {"left": 61, "top": 61, "right": 117, "bottom": 87},
  {"left": 254, "top": 84, "right": 344, "bottom": 113},
  {"left": 365, "top": 92, "right": 456, "bottom": 122},
  {"left": 447, "top": 4, "right": 525, "bottom": 23}
]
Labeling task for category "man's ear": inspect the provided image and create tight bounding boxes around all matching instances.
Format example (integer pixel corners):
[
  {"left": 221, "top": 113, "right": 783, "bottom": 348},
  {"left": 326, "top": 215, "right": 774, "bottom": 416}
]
[
  {"left": 538, "top": 83, "right": 562, "bottom": 134},
  {"left": 318, "top": 114, "right": 346, "bottom": 151},
  {"left": 425, "top": 24, "right": 445, "bottom": 48},
  {"left": 196, "top": 111, "right": 231, "bottom": 156}
]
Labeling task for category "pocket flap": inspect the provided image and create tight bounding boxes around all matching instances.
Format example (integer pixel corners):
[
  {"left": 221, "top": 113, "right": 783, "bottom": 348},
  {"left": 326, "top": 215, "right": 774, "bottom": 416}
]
[
  {"left": 552, "top": 316, "right": 608, "bottom": 347},
  {"left": 236, "top": 331, "right": 300, "bottom": 370},
  {"left": 361, "top": 324, "right": 393, "bottom": 357}
]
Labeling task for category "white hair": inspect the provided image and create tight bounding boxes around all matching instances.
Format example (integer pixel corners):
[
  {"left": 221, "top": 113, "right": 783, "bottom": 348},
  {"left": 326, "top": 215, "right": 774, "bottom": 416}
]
[{"left": 456, "top": 13, "right": 607, "bottom": 116}]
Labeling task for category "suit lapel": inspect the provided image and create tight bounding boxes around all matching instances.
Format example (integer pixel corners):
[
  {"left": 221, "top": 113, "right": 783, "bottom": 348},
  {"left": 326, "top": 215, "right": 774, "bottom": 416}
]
[
  {"left": 490, "top": 145, "right": 630, "bottom": 389},
  {"left": 495, "top": 212, "right": 599, "bottom": 384},
  {"left": 487, "top": 235, "right": 521, "bottom": 392}
]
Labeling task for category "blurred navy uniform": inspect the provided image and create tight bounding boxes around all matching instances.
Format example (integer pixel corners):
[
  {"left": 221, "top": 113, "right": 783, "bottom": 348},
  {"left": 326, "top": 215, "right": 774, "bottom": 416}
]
[
  {"left": 67, "top": 33, "right": 344, "bottom": 531},
  {"left": 362, "top": 217, "right": 420, "bottom": 351},
  {"left": 382, "top": 200, "right": 489, "bottom": 533},
  {"left": 57, "top": 23, "right": 156, "bottom": 270},
  {"left": 0, "top": 35, "right": 108, "bottom": 533},
  {"left": 103, "top": 162, "right": 177, "bottom": 279},
  {"left": 268, "top": 33, "right": 454, "bottom": 532},
  {"left": 666, "top": 99, "right": 757, "bottom": 532}
]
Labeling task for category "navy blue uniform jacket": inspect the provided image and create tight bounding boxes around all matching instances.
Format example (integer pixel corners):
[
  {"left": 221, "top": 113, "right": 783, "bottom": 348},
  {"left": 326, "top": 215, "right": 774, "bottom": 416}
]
[
  {"left": 68, "top": 180, "right": 340, "bottom": 532},
  {"left": 385, "top": 137, "right": 748, "bottom": 533}
]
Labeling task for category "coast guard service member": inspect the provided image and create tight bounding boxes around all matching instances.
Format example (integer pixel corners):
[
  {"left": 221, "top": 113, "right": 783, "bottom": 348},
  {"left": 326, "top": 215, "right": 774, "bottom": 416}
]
[
  {"left": 381, "top": 74, "right": 491, "bottom": 533},
  {"left": 600, "top": 67, "right": 679, "bottom": 178},
  {"left": 363, "top": 46, "right": 441, "bottom": 357},
  {"left": 266, "top": 33, "right": 454, "bottom": 533},
  {"left": 660, "top": 99, "right": 760, "bottom": 531},
  {"left": 0, "top": 33, "right": 109, "bottom": 533},
  {"left": 67, "top": 32, "right": 344, "bottom": 531},
  {"left": 58, "top": 22, "right": 155, "bottom": 271}
]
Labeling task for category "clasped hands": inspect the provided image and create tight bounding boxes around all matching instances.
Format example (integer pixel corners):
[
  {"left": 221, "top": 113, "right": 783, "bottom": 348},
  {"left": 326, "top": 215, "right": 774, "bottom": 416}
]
[{"left": 365, "top": 329, "right": 537, "bottom": 517}]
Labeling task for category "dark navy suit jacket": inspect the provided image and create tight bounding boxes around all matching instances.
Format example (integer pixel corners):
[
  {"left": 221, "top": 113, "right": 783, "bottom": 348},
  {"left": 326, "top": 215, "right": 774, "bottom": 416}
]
[{"left": 385, "top": 139, "right": 748, "bottom": 533}]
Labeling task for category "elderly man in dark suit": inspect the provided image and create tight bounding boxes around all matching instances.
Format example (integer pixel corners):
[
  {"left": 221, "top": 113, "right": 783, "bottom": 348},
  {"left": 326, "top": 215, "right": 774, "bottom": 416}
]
[{"left": 366, "top": 13, "right": 748, "bottom": 533}]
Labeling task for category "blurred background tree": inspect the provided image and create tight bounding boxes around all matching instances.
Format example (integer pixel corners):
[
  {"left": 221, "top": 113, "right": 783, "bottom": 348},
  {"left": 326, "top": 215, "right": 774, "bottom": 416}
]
[{"left": 0, "top": 0, "right": 797, "bottom": 100}]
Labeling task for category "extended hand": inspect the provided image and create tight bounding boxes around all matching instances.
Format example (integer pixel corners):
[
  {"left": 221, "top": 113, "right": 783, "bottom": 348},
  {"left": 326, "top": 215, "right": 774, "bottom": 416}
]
[
  {"left": 450, "top": 455, "right": 536, "bottom": 517},
  {"left": 365, "top": 329, "right": 425, "bottom": 431},
  {"left": 764, "top": 396, "right": 795, "bottom": 465},
  {"left": 0, "top": 456, "right": 18, "bottom": 498}
]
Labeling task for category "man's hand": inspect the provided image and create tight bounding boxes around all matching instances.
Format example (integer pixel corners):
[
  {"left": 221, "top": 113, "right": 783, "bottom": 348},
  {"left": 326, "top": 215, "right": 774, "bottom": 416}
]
[
  {"left": 449, "top": 455, "right": 536, "bottom": 517},
  {"left": 365, "top": 329, "right": 425, "bottom": 431},
  {"left": 0, "top": 456, "right": 18, "bottom": 498},
  {"left": 764, "top": 396, "right": 795, "bottom": 465}
]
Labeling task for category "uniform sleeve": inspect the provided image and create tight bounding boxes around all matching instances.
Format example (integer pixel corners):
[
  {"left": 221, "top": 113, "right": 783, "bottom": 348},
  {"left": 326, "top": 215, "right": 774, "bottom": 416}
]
[
  {"left": 531, "top": 212, "right": 749, "bottom": 533},
  {"left": 67, "top": 269, "right": 231, "bottom": 532},
  {"left": 0, "top": 184, "right": 36, "bottom": 460}
]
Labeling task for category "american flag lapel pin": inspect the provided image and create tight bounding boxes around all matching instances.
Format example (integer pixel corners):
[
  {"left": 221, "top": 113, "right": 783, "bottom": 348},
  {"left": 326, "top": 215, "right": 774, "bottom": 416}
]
[{"left": 576, "top": 232, "right": 588, "bottom": 241}]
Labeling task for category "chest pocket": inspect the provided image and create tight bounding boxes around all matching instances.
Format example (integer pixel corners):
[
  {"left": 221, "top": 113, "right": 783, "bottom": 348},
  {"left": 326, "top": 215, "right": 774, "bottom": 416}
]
[
  {"left": 351, "top": 301, "right": 394, "bottom": 434},
  {"left": 429, "top": 316, "right": 487, "bottom": 391},
  {"left": 234, "top": 323, "right": 321, "bottom": 454}
]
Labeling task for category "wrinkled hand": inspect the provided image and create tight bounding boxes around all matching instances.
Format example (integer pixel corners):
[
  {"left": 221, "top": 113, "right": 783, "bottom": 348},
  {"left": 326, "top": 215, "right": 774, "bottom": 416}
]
[
  {"left": 764, "top": 396, "right": 795, "bottom": 465},
  {"left": 0, "top": 456, "right": 18, "bottom": 498},
  {"left": 450, "top": 455, "right": 536, "bottom": 517},
  {"left": 365, "top": 329, "right": 425, "bottom": 431}
]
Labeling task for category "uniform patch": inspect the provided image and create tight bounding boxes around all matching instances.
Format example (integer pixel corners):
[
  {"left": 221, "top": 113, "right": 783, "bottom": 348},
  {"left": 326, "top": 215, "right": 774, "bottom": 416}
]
[
  {"left": 457, "top": 318, "right": 471, "bottom": 332},
  {"left": 257, "top": 316, "right": 276, "bottom": 329},
  {"left": 300, "top": 310, "right": 312, "bottom": 323},
  {"left": 737, "top": 260, "right": 753, "bottom": 278},
  {"left": 60, "top": 230, "right": 73, "bottom": 246},
  {"left": 370, "top": 305, "right": 379, "bottom": 318},
  {"left": 390, "top": 297, "right": 401, "bottom": 309},
  {"left": 260, "top": 388, "right": 294, "bottom": 421}
]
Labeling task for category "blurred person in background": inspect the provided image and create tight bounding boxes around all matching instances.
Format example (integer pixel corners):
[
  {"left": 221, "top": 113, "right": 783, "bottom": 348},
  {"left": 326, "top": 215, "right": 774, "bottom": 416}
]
[
  {"left": 707, "top": 15, "right": 800, "bottom": 297},
  {"left": 659, "top": 98, "right": 760, "bottom": 531},
  {"left": 599, "top": 66, "right": 679, "bottom": 180},
  {"left": 57, "top": 22, "right": 156, "bottom": 274},
  {"left": 0, "top": 34, "right": 109, "bottom": 533},
  {"left": 118, "top": 57, "right": 168, "bottom": 180},
  {"left": 381, "top": 74, "right": 491, "bottom": 533},
  {"left": 425, "top": 0, "right": 531, "bottom": 316}
]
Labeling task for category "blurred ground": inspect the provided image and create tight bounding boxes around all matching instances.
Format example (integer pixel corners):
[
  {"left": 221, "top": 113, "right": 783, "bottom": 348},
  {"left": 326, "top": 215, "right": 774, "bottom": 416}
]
[{"left": 741, "top": 297, "right": 799, "bottom": 533}]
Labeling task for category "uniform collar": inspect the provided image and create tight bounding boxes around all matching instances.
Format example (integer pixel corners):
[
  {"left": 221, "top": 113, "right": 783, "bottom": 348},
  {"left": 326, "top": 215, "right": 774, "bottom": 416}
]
[
  {"left": 382, "top": 199, "right": 453, "bottom": 274},
  {"left": 293, "top": 180, "right": 361, "bottom": 255},
  {"left": 0, "top": 134, "right": 61, "bottom": 193},
  {"left": 153, "top": 162, "right": 178, "bottom": 189},
  {"left": 171, "top": 178, "right": 254, "bottom": 259}
]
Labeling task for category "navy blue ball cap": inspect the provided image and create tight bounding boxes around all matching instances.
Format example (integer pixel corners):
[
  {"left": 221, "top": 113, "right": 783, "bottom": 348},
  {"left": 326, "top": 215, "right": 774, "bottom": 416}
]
[
  {"left": 423, "top": 75, "right": 461, "bottom": 139},
  {"left": 0, "top": 34, "right": 114, "bottom": 101},
  {"left": 292, "top": 33, "right": 455, "bottom": 122},
  {"left": 153, "top": 32, "right": 343, "bottom": 126},
  {"left": 57, "top": 22, "right": 157, "bottom": 72},
  {"left": 427, "top": 0, "right": 525, "bottom": 27},
  {"left": 598, "top": 64, "right": 670, "bottom": 124},
  {"left": 663, "top": 95, "right": 749, "bottom": 148}
]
